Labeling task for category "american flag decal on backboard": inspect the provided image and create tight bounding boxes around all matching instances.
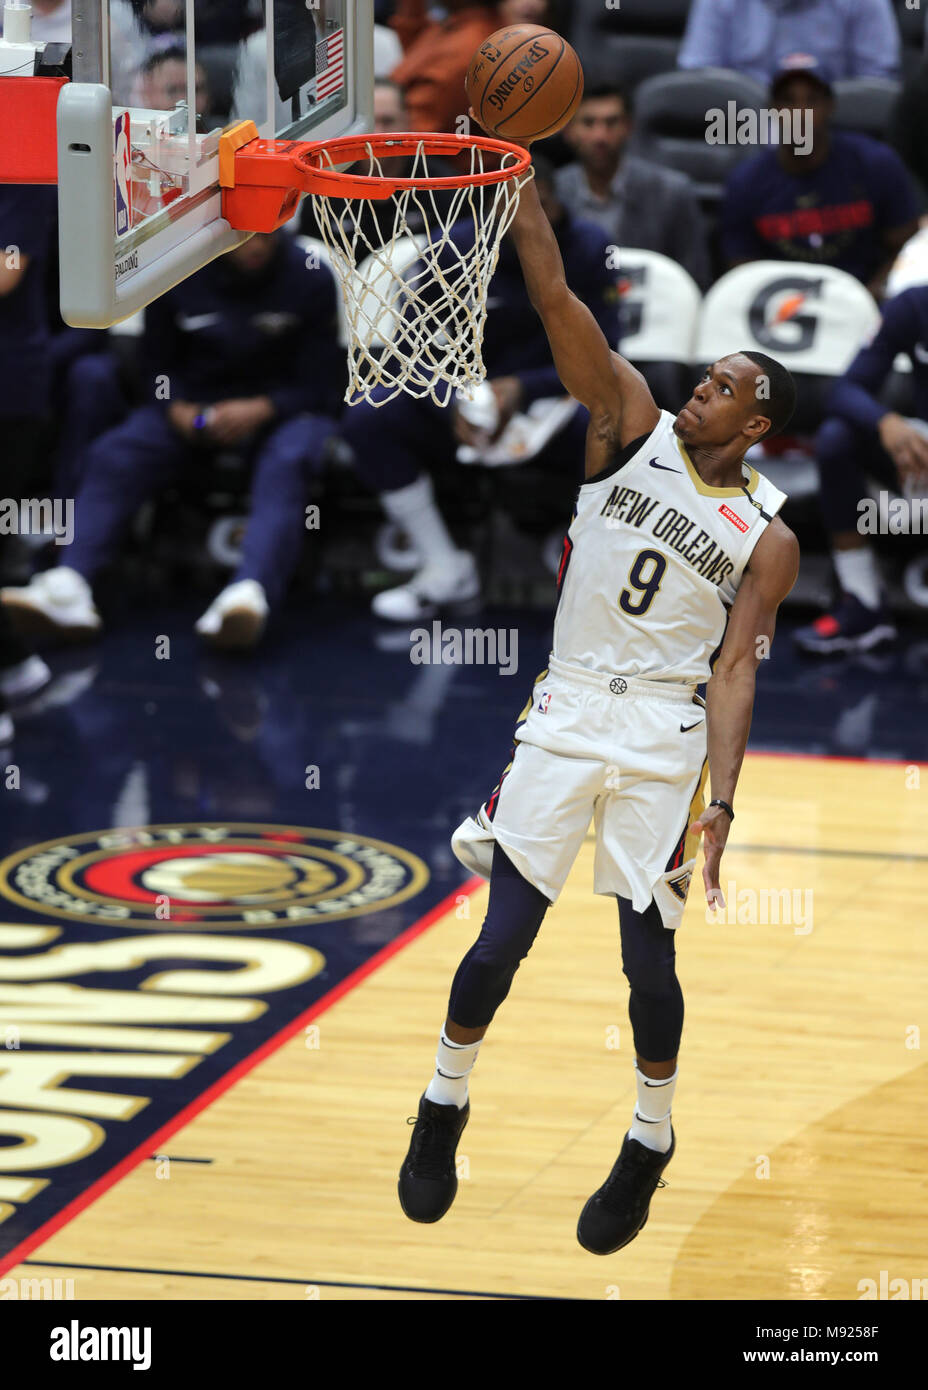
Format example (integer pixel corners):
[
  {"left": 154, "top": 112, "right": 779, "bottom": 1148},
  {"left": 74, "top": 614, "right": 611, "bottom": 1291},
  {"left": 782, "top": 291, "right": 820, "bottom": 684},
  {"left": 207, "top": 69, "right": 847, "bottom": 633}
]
[{"left": 315, "top": 28, "right": 345, "bottom": 101}]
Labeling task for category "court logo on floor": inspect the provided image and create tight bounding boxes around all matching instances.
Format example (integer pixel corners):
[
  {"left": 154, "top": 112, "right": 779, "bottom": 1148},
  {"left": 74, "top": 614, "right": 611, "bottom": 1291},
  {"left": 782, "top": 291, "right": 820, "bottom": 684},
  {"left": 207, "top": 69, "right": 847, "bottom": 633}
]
[{"left": 0, "top": 823, "right": 428, "bottom": 929}]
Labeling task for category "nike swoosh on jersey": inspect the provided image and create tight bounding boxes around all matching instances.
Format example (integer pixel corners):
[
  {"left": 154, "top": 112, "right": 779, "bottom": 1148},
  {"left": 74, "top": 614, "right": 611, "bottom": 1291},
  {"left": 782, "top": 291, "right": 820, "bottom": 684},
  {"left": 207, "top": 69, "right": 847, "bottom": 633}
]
[
  {"left": 680, "top": 720, "right": 703, "bottom": 732},
  {"left": 649, "top": 457, "right": 681, "bottom": 472},
  {"left": 176, "top": 313, "right": 221, "bottom": 331}
]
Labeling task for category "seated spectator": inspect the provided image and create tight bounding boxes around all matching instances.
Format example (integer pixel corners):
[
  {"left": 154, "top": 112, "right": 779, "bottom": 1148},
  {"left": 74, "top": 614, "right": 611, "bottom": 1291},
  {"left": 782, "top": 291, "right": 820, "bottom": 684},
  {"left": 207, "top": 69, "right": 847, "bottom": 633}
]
[
  {"left": 720, "top": 56, "right": 919, "bottom": 297},
  {"left": 0, "top": 185, "right": 57, "bottom": 725},
  {"left": 1, "top": 233, "right": 344, "bottom": 651},
  {"left": 555, "top": 83, "right": 711, "bottom": 288},
  {"left": 49, "top": 329, "right": 135, "bottom": 497},
  {"left": 135, "top": 46, "right": 211, "bottom": 118},
  {"left": 338, "top": 159, "right": 619, "bottom": 620},
  {"left": 678, "top": 0, "right": 901, "bottom": 84},
  {"left": 794, "top": 284, "right": 928, "bottom": 654},
  {"left": 390, "top": 0, "right": 499, "bottom": 133}
]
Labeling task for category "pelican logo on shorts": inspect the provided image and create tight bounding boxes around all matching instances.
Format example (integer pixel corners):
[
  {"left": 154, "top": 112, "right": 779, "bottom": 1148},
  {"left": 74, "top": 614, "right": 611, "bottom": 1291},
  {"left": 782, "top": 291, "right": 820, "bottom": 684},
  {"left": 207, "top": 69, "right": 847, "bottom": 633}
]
[
  {"left": 667, "top": 869, "right": 692, "bottom": 902},
  {"left": 0, "top": 824, "right": 428, "bottom": 929},
  {"left": 609, "top": 677, "right": 628, "bottom": 695}
]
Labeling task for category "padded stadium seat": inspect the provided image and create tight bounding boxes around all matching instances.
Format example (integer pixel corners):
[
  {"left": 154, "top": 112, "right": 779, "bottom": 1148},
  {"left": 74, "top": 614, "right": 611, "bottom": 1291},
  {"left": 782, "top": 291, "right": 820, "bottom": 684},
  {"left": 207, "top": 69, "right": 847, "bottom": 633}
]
[
  {"left": 632, "top": 69, "right": 767, "bottom": 202},
  {"left": 612, "top": 248, "right": 701, "bottom": 408},
  {"left": 831, "top": 78, "right": 902, "bottom": 141},
  {"left": 695, "top": 261, "right": 881, "bottom": 501},
  {"left": 567, "top": 0, "right": 688, "bottom": 91}
]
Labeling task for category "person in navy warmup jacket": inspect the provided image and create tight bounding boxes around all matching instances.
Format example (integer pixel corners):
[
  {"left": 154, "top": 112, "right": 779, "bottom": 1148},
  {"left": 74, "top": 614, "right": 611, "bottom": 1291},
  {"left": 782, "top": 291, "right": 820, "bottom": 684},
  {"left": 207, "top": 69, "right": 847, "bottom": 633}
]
[
  {"left": 795, "top": 284, "right": 928, "bottom": 653},
  {"left": 0, "top": 185, "right": 58, "bottom": 737},
  {"left": 1, "top": 232, "right": 344, "bottom": 650}
]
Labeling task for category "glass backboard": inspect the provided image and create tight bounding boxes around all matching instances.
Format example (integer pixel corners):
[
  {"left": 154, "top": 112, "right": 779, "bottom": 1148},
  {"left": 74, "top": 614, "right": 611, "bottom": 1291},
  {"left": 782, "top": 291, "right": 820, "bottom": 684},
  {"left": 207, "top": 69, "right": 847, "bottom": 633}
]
[{"left": 57, "top": 0, "right": 373, "bottom": 327}]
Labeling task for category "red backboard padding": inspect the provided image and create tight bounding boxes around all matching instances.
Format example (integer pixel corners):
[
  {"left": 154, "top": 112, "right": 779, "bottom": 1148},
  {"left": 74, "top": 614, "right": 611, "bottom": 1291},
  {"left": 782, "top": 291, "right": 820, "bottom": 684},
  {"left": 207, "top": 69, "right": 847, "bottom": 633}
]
[{"left": 0, "top": 76, "right": 68, "bottom": 184}]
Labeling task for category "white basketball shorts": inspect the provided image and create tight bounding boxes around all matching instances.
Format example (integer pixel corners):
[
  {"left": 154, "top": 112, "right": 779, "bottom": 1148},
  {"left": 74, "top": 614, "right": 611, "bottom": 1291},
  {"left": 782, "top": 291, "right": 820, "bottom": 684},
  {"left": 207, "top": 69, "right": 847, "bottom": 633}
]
[{"left": 451, "top": 657, "right": 709, "bottom": 930}]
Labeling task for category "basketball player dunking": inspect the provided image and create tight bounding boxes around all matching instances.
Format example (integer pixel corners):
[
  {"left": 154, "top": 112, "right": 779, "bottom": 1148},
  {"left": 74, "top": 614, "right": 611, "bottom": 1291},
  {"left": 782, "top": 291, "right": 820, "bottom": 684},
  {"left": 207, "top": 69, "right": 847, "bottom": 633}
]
[{"left": 399, "top": 150, "right": 800, "bottom": 1255}]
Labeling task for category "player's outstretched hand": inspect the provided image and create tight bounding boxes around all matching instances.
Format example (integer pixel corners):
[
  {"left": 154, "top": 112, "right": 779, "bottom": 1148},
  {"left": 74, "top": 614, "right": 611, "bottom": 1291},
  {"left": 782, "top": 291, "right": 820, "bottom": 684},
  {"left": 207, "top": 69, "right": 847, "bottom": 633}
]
[{"left": 689, "top": 804, "right": 732, "bottom": 911}]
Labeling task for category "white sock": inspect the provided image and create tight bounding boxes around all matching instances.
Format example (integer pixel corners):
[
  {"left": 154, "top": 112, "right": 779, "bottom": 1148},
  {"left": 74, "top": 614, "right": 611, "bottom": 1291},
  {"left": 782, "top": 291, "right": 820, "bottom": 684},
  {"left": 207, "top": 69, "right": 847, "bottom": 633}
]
[
  {"left": 424, "top": 1031, "right": 482, "bottom": 1109},
  {"left": 628, "top": 1063, "right": 677, "bottom": 1154},
  {"left": 833, "top": 547, "right": 881, "bottom": 611},
  {"left": 380, "top": 474, "right": 458, "bottom": 568}
]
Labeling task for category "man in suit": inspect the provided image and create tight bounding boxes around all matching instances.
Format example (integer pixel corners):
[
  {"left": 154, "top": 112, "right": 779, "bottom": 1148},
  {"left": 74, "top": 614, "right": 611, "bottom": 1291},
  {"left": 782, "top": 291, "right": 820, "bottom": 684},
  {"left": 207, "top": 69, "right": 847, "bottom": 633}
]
[{"left": 554, "top": 83, "right": 711, "bottom": 290}]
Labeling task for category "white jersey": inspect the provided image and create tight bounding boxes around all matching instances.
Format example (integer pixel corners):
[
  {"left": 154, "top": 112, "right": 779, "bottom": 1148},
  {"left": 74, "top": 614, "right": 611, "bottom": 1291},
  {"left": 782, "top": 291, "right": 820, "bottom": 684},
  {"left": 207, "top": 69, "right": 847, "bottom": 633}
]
[{"left": 552, "top": 409, "right": 788, "bottom": 684}]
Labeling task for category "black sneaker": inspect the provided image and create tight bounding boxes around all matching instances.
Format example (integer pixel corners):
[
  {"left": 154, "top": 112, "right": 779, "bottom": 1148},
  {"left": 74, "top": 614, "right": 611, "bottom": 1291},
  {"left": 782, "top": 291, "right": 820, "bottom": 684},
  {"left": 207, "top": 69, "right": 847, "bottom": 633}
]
[
  {"left": 577, "top": 1129, "right": 675, "bottom": 1255},
  {"left": 398, "top": 1093, "right": 470, "bottom": 1223},
  {"left": 794, "top": 593, "right": 896, "bottom": 655}
]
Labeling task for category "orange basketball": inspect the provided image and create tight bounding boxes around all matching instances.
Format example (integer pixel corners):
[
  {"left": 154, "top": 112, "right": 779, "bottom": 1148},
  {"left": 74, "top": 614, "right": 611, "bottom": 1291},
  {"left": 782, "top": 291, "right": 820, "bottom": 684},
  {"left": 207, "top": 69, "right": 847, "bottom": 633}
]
[{"left": 465, "top": 25, "right": 584, "bottom": 143}]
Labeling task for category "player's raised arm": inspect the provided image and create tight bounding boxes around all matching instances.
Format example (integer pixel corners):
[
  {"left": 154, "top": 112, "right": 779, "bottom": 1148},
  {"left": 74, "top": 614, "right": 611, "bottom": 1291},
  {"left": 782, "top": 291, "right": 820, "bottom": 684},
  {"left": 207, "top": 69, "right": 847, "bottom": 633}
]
[
  {"left": 507, "top": 162, "right": 660, "bottom": 456},
  {"left": 690, "top": 517, "right": 800, "bottom": 907}
]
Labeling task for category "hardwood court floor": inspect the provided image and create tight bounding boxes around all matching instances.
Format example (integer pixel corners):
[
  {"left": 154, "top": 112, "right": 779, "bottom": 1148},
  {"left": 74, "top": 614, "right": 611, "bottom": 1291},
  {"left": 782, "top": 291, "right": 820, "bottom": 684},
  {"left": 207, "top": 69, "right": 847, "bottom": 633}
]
[{"left": 10, "top": 753, "right": 927, "bottom": 1301}]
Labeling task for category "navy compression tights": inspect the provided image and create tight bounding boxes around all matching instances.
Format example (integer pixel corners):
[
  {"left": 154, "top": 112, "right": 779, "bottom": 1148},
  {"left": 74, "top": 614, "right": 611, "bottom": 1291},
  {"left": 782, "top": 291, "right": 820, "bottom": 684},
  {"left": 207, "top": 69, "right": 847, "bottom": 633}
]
[{"left": 447, "top": 845, "right": 684, "bottom": 1061}]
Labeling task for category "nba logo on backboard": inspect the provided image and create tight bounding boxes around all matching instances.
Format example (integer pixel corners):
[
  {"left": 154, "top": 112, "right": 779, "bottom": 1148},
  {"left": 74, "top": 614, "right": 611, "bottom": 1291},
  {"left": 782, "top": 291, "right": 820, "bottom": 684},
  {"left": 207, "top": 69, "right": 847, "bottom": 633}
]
[
  {"left": 114, "top": 112, "right": 132, "bottom": 237},
  {"left": 537, "top": 691, "right": 552, "bottom": 713}
]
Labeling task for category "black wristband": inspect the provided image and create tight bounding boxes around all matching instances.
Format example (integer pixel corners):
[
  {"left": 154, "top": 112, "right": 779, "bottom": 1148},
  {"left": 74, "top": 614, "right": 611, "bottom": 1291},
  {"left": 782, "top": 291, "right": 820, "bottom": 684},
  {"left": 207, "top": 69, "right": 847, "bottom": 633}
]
[{"left": 709, "top": 799, "right": 734, "bottom": 822}]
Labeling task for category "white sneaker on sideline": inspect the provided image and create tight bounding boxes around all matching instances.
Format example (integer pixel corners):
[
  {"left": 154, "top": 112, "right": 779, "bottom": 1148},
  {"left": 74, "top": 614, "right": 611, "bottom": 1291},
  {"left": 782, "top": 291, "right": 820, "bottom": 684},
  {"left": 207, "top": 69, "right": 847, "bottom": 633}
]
[
  {"left": 195, "top": 579, "right": 269, "bottom": 649},
  {"left": 371, "top": 551, "right": 480, "bottom": 622},
  {"left": 0, "top": 654, "right": 52, "bottom": 701},
  {"left": 0, "top": 568, "right": 102, "bottom": 641}
]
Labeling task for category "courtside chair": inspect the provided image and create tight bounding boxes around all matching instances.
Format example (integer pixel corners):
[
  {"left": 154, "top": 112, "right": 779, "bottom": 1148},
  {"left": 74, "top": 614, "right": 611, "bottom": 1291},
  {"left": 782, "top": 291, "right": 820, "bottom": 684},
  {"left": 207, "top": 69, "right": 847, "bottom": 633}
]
[
  {"left": 611, "top": 247, "right": 701, "bottom": 410},
  {"left": 632, "top": 68, "right": 767, "bottom": 206},
  {"left": 567, "top": 0, "right": 689, "bottom": 92},
  {"left": 695, "top": 260, "right": 881, "bottom": 507},
  {"left": 831, "top": 77, "right": 903, "bottom": 141}
]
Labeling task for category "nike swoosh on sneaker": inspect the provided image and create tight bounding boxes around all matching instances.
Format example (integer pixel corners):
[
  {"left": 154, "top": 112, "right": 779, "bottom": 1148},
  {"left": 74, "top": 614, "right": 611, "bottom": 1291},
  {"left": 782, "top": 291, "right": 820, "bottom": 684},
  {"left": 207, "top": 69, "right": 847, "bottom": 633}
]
[{"left": 649, "top": 458, "right": 681, "bottom": 472}]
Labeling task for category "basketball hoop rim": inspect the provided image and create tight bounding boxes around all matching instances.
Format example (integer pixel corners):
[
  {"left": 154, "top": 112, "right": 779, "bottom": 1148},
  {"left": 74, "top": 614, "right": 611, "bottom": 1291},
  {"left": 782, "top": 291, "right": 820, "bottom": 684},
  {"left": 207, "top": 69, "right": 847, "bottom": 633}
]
[{"left": 292, "top": 131, "right": 532, "bottom": 199}]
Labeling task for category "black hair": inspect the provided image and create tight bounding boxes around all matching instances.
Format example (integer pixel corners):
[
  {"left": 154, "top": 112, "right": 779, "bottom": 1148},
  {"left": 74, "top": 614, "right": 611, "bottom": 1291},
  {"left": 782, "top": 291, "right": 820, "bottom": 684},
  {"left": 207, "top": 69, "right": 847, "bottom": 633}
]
[
  {"left": 580, "top": 81, "right": 634, "bottom": 118},
  {"left": 141, "top": 45, "right": 189, "bottom": 76},
  {"left": 740, "top": 350, "right": 797, "bottom": 435}
]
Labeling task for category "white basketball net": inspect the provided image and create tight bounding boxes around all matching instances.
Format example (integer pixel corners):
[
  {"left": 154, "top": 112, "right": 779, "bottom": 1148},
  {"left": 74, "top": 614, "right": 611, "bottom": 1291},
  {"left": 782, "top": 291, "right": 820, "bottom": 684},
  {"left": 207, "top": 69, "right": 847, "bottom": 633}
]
[{"left": 308, "top": 140, "right": 533, "bottom": 408}]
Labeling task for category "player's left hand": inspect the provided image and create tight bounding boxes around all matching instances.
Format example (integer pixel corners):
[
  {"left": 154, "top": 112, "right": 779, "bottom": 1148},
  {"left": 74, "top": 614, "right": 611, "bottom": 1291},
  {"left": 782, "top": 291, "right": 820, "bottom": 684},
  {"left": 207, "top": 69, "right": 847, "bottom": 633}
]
[
  {"left": 205, "top": 398, "right": 275, "bottom": 445},
  {"left": 689, "top": 803, "right": 731, "bottom": 911},
  {"left": 488, "top": 377, "right": 524, "bottom": 438}
]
